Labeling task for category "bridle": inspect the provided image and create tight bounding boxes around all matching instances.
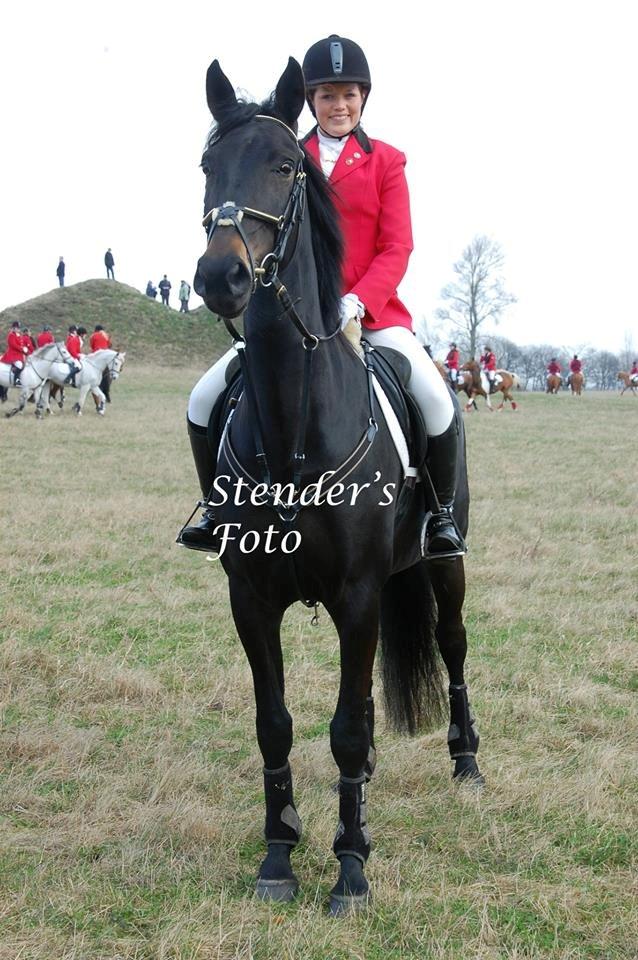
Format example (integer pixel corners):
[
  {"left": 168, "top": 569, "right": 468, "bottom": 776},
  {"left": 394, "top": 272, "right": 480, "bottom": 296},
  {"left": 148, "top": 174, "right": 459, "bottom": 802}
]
[
  {"left": 202, "top": 115, "right": 308, "bottom": 296},
  {"left": 27, "top": 342, "right": 74, "bottom": 384}
]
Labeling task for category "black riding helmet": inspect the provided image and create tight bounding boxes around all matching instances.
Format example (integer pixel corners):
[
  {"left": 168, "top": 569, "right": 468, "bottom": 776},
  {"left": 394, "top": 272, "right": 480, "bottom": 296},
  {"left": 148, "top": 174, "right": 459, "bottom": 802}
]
[{"left": 302, "top": 35, "right": 371, "bottom": 117}]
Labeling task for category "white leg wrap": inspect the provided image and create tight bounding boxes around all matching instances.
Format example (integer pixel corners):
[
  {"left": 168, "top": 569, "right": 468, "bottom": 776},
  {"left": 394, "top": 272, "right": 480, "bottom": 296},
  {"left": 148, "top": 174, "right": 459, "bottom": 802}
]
[
  {"left": 187, "top": 348, "right": 236, "bottom": 428},
  {"left": 365, "top": 327, "right": 454, "bottom": 437}
]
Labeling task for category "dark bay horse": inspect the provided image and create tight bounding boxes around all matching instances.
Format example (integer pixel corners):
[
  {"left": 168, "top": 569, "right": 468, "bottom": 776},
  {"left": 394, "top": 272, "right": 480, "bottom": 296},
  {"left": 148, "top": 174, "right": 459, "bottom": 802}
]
[{"left": 190, "top": 58, "right": 482, "bottom": 913}]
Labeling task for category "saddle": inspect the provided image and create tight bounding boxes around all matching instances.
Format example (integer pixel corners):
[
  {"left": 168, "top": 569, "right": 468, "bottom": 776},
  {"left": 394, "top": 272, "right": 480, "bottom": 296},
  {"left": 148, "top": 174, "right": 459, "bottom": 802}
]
[{"left": 206, "top": 346, "right": 429, "bottom": 482}]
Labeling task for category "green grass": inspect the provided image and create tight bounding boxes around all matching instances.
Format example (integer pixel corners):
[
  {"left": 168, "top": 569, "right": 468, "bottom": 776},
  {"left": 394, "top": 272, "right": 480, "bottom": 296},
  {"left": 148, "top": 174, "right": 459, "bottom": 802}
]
[{"left": 1, "top": 376, "right": 637, "bottom": 958}]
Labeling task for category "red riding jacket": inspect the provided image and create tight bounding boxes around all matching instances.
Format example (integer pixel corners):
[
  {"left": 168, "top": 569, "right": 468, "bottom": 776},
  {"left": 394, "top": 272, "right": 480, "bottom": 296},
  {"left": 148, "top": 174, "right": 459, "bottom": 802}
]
[
  {"left": 480, "top": 351, "right": 496, "bottom": 372},
  {"left": 90, "top": 330, "right": 111, "bottom": 351},
  {"left": 569, "top": 358, "right": 582, "bottom": 373},
  {"left": 37, "top": 331, "right": 55, "bottom": 347},
  {"left": 304, "top": 132, "right": 414, "bottom": 331},
  {"left": 1, "top": 329, "right": 28, "bottom": 365},
  {"left": 66, "top": 333, "right": 82, "bottom": 360},
  {"left": 547, "top": 361, "right": 561, "bottom": 375},
  {"left": 446, "top": 348, "right": 460, "bottom": 369}
]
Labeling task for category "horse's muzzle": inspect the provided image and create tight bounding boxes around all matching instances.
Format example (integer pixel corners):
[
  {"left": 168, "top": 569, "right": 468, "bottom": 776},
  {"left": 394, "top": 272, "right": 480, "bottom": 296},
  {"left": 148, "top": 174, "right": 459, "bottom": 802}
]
[{"left": 194, "top": 254, "right": 252, "bottom": 319}]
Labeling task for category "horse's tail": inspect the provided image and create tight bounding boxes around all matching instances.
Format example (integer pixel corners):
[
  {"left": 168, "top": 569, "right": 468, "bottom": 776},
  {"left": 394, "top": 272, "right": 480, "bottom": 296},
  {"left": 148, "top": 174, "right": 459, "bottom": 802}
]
[
  {"left": 379, "top": 561, "right": 446, "bottom": 735},
  {"left": 511, "top": 372, "right": 521, "bottom": 389}
]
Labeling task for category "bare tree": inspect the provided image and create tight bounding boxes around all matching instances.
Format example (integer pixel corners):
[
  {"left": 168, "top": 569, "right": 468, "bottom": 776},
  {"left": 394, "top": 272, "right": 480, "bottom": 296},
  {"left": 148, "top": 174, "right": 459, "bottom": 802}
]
[{"left": 436, "top": 235, "right": 516, "bottom": 357}]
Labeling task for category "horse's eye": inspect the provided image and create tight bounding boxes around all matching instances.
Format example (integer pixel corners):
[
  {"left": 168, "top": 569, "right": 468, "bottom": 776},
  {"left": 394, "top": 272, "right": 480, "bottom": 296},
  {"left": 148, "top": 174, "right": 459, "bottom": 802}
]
[
  {"left": 202, "top": 163, "right": 212, "bottom": 177},
  {"left": 279, "top": 161, "right": 294, "bottom": 176}
]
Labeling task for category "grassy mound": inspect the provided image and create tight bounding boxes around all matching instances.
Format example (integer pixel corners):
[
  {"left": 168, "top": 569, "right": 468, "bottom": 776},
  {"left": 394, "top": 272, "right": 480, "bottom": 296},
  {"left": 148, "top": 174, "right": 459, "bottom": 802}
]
[{"left": 0, "top": 280, "right": 230, "bottom": 365}]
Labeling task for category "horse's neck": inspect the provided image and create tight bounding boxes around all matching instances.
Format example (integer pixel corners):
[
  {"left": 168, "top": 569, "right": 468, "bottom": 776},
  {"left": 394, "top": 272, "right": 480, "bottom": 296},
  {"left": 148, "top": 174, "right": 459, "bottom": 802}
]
[{"left": 238, "top": 231, "right": 363, "bottom": 464}]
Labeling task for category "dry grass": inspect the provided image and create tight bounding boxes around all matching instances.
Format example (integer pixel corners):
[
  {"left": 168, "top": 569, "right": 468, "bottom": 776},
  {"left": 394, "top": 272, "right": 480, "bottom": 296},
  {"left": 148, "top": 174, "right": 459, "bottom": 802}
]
[{"left": 1, "top": 371, "right": 637, "bottom": 959}]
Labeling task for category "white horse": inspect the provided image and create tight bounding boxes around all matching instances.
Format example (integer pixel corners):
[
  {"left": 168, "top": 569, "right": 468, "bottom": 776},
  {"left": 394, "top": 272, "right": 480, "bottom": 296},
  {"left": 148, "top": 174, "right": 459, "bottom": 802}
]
[
  {"left": 35, "top": 349, "right": 126, "bottom": 418},
  {"left": 2, "top": 342, "right": 75, "bottom": 417}
]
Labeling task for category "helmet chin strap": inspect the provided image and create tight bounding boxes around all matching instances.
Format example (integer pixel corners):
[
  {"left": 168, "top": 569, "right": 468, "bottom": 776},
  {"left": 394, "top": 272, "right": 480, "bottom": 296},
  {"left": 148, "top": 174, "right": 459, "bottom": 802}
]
[{"left": 317, "top": 123, "right": 355, "bottom": 141}]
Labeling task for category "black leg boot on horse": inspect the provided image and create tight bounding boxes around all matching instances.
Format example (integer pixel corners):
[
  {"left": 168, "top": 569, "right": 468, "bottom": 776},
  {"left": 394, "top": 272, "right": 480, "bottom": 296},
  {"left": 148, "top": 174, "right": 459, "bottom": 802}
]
[
  {"left": 422, "top": 418, "right": 467, "bottom": 560},
  {"left": 177, "top": 419, "right": 220, "bottom": 551}
]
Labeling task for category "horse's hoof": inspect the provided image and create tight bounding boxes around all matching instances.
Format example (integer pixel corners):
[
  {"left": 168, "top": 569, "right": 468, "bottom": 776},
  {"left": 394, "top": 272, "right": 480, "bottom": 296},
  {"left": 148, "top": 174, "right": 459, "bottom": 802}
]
[
  {"left": 328, "top": 891, "right": 371, "bottom": 917},
  {"left": 453, "top": 760, "right": 485, "bottom": 789},
  {"left": 255, "top": 877, "right": 299, "bottom": 902}
]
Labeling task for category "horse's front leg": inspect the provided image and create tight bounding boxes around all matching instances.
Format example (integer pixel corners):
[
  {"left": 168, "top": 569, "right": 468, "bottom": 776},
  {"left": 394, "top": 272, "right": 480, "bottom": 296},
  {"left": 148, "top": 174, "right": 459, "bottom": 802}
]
[
  {"left": 91, "top": 386, "right": 106, "bottom": 415},
  {"left": 325, "top": 589, "right": 378, "bottom": 915},
  {"left": 36, "top": 382, "right": 51, "bottom": 419},
  {"left": 5, "top": 387, "right": 29, "bottom": 418},
  {"left": 428, "top": 559, "right": 484, "bottom": 785},
  {"left": 228, "top": 578, "right": 301, "bottom": 902}
]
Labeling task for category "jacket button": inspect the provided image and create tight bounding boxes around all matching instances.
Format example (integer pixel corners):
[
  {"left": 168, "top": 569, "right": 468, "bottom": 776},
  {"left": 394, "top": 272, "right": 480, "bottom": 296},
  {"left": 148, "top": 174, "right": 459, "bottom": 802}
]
[{"left": 345, "top": 158, "right": 353, "bottom": 165}]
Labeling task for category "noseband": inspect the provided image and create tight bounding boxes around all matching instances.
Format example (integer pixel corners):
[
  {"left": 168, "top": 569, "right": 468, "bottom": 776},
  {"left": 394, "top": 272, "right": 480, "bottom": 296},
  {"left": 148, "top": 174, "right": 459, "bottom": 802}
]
[{"left": 202, "top": 115, "right": 307, "bottom": 290}]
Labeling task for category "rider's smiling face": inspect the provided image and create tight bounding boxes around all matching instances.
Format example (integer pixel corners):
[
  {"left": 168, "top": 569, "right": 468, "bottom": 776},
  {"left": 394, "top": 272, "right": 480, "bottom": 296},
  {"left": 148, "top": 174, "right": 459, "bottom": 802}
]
[{"left": 310, "top": 83, "right": 364, "bottom": 138}]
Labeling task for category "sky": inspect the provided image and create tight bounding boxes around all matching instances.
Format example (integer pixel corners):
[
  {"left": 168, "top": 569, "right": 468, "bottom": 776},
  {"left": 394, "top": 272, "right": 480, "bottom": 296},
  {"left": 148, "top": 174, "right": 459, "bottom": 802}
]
[{"left": 1, "top": 0, "right": 636, "bottom": 356}]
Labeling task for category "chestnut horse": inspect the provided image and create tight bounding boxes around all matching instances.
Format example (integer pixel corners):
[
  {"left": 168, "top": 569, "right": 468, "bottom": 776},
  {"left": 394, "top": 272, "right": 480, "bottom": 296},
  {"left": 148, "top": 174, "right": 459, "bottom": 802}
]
[
  {"left": 569, "top": 372, "right": 584, "bottom": 395},
  {"left": 617, "top": 372, "right": 638, "bottom": 396},
  {"left": 459, "top": 360, "right": 519, "bottom": 411},
  {"left": 546, "top": 373, "right": 562, "bottom": 395}
]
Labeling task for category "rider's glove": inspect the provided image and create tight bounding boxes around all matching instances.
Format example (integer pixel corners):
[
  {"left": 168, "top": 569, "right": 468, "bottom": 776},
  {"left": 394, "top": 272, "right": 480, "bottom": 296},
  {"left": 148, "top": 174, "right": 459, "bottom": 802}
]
[{"left": 339, "top": 293, "right": 365, "bottom": 330}]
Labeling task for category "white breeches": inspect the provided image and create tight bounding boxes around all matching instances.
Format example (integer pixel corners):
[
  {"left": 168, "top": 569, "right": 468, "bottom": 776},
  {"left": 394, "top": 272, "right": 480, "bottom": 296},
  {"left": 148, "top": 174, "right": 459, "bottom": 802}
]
[
  {"left": 365, "top": 327, "right": 454, "bottom": 436},
  {"left": 188, "top": 348, "right": 236, "bottom": 427},
  {"left": 188, "top": 328, "right": 454, "bottom": 437}
]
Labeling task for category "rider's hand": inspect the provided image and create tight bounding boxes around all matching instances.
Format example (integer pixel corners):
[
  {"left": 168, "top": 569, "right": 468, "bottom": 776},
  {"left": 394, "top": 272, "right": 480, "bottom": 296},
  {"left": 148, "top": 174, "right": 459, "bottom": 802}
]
[{"left": 339, "top": 293, "right": 365, "bottom": 330}]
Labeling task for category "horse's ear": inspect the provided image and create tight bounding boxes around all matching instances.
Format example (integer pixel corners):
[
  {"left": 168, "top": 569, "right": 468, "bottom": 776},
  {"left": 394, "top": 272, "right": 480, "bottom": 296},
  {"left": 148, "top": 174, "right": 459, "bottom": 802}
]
[
  {"left": 273, "top": 57, "right": 305, "bottom": 129},
  {"left": 206, "top": 60, "right": 237, "bottom": 119}
]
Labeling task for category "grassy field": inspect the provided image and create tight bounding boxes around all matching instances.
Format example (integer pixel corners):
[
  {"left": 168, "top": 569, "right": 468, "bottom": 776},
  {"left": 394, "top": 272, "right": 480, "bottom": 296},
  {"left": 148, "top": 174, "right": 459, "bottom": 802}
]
[{"left": 1, "top": 372, "right": 637, "bottom": 959}]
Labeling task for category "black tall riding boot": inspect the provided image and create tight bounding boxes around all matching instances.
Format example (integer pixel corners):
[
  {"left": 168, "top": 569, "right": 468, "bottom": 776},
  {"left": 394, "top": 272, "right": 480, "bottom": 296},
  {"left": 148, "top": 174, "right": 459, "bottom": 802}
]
[
  {"left": 422, "top": 418, "right": 467, "bottom": 560},
  {"left": 177, "top": 419, "right": 220, "bottom": 552}
]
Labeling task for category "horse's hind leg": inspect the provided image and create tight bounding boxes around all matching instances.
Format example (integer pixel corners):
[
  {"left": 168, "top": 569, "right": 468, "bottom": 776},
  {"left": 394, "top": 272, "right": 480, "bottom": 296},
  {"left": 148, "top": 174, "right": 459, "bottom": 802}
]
[
  {"left": 228, "top": 578, "right": 301, "bottom": 902},
  {"left": 324, "top": 590, "right": 378, "bottom": 914},
  {"left": 428, "top": 559, "right": 483, "bottom": 784}
]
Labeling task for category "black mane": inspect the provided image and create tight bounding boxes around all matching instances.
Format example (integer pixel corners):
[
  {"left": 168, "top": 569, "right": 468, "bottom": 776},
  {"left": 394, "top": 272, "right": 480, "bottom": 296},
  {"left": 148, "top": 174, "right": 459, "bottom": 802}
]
[{"left": 203, "top": 95, "right": 343, "bottom": 326}]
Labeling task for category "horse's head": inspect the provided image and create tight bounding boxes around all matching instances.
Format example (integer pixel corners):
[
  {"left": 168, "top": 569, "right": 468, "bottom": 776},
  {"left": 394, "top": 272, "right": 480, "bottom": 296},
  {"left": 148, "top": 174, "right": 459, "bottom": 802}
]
[
  {"left": 194, "top": 59, "right": 307, "bottom": 319},
  {"left": 110, "top": 351, "right": 125, "bottom": 379},
  {"left": 460, "top": 360, "right": 479, "bottom": 373}
]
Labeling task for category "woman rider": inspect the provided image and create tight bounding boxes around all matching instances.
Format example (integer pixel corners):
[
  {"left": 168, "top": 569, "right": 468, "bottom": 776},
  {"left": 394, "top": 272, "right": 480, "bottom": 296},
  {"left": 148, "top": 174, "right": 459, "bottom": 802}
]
[{"left": 180, "top": 35, "right": 465, "bottom": 559}]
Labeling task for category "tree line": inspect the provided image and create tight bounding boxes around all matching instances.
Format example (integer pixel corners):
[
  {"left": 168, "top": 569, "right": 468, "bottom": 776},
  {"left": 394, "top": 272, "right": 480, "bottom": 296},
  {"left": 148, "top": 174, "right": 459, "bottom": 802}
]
[{"left": 420, "top": 235, "right": 634, "bottom": 390}]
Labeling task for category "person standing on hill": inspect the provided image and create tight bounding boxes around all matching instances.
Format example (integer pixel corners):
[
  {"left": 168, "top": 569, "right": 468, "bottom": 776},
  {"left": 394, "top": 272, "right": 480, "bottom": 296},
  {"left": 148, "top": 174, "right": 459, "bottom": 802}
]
[
  {"left": 37, "top": 325, "right": 55, "bottom": 347},
  {"left": 90, "top": 324, "right": 112, "bottom": 351},
  {"left": 56, "top": 257, "right": 65, "bottom": 287},
  {"left": 145, "top": 280, "right": 157, "bottom": 299},
  {"left": 105, "top": 248, "right": 115, "bottom": 279},
  {"left": 159, "top": 275, "right": 171, "bottom": 306},
  {"left": 1, "top": 321, "right": 28, "bottom": 384},
  {"left": 179, "top": 280, "right": 191, "bottom": 313}
]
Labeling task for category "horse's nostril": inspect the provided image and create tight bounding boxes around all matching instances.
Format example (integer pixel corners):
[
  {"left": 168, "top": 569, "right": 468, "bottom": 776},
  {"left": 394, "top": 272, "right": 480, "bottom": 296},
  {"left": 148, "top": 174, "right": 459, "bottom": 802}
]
[{"left": 227, "top": 261, "right": 249, "bottom": 295}]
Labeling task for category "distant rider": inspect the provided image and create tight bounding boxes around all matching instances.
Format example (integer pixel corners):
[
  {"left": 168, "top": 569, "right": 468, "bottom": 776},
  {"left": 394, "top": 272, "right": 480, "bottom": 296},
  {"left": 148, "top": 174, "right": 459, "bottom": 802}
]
[
  {"left": 568, "top": 354, "right": 582, "bottom": 386},
  {"left": 479, "top": 345, "right": 497, "bottom": 392},
  {"left": 445, "top": 343, "right": 460, "bottom": 385},
  {"left": 37, "top": 325, "right": 55, "bottom": 347},
  {"left": 64, "top": 324, "right": 84, "bottom": 387},
  {"left": 1, "top": 321, "right": 28, "bottom": 385},
  {"left": 90, "top": 324, "right": 112, "bottom": 351}
]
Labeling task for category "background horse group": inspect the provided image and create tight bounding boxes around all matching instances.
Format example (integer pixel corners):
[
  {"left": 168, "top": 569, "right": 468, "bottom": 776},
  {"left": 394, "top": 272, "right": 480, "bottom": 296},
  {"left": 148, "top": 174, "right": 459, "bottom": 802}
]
[{"left": 2, "top": 342, "right": 125, "bottom": 418}]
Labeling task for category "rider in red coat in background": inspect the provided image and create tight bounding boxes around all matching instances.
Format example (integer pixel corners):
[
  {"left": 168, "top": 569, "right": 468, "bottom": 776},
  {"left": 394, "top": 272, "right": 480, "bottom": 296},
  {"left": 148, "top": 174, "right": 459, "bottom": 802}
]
[
  {"left": 569, "top": 355, "right": 582, "bottom": 374},
  {"left": 630, "top": 360, "right": 638, "bottom": 383},
  {"left": 89, "top": 324, "right": 112, "bottom": 351},
  {"left": 547, "top": 358, "right": 561, "bottom": 376},
  {"left": 445, "top": 343, "right": 460, "bottom": 384},
  {"left": 64, "top": 325, "right": 84, "bottom": 386},
  {"left": 37, "top": 325, "right": 55, "bottom": 347},
  {"left": 479, "top": 345, "right": 497, "bottom": 392},
  {"left": 1, "top": 322, "right": 29, "bottom": 383}
]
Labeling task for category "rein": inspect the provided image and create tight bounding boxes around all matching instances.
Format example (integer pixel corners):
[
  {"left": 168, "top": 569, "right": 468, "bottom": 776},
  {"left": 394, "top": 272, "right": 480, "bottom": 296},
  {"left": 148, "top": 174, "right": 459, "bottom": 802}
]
[{"left": 203, "top": 114, "right": 378, "bottom": 523}]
